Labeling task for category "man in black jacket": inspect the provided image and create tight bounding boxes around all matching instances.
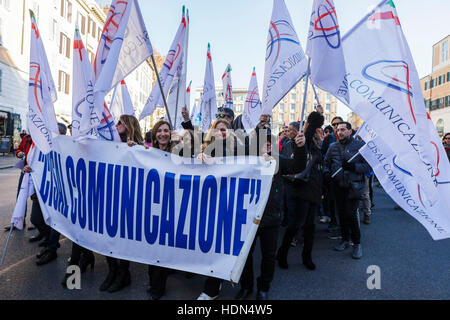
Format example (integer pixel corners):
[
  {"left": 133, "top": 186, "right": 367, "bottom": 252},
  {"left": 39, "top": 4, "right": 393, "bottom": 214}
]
[{"left": 323, "top": 122, "right": 371, "bottom": 259}]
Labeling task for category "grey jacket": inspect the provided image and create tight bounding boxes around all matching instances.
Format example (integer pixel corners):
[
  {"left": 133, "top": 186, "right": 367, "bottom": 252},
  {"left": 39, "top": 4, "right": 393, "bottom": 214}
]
[{"left": 323, "top": 137, "right": 371, "bottom": 189}]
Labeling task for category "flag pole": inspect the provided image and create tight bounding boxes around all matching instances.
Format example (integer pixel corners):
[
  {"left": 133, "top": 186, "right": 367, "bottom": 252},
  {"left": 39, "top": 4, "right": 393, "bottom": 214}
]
[
  {"left": 299, "top": 58, "right": 312, "bottom": 133},
  {"left": 150, "top": 54, "right": 173, "bottom": 129},
  {"left": 0, "top": 224, "right": 14, "bottom": 265},
  {"left": 331, "top": 152, "right": 361, "bottom": 178},
  {"left": 311, "top": 82, "right": 321, "bottom": 106}
]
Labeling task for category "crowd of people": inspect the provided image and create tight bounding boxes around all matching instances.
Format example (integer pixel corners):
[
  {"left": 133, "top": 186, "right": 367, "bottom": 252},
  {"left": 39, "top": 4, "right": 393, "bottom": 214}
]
[{"left": 7, "top": 105, "right": 450, "bottom": 300}]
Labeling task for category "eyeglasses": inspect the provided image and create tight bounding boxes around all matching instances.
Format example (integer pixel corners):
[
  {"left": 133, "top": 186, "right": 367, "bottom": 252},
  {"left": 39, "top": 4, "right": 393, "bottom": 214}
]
[{"left": 332, "top": 123, "right": 339, "bottom": 127}]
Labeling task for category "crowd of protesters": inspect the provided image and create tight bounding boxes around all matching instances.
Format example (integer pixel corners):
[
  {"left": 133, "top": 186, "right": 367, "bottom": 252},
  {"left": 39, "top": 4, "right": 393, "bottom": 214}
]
[{"left": 7, "top": 105, "right": 450, "bottom": 300}]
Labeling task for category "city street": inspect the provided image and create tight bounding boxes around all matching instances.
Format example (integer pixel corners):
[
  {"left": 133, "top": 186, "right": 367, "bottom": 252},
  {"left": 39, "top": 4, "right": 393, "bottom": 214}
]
[{"left": 0, "top": 167, "right": 449, "bottom": 300}]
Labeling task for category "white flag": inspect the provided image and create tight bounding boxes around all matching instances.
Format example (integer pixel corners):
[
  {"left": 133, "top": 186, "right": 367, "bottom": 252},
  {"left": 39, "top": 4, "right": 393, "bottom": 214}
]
[
  {"left": 261, "top": 0, "right": 308, "bottom": 115},
  {"left": 72, "top": 26, "right": 101, "bottom": 139},
  {"left": 242, "top": 68, "right": 262, "bottom": 132},
  {"left": 190, "top": 102, "right": 201, "bottom": 127},
  {"left": 27, "top": 11, "right": 59, "bottom": 155},
  {"left": 166, "top": 8, "right": 190, "bottom": 130},
  {"left": 11, "top": 172, "right": 35, "bottom": 230},
  {"left": 140, "top": 7, "right": 187, "bottom": 120},
  {"left": 306, "top": 0, "right": 349, "bottom": 104},
  {"left": 342, "top": 0, "right": 446, "bottom": 207},
  {"left": 200, "top": 44, "right": 217, "bottom": 132},
  {"left": 222, "top": 64, "right": 233, "bottom": 109},
  {"left": 359, "top": 134, "right": 450, "bottom": 240},
  {"left": 110, "top": 80, "right": 136, "bottom": 121}
]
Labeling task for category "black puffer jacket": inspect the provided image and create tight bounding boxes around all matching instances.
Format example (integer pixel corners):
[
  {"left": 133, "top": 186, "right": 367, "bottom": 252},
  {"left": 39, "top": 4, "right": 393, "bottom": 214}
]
[{"left": 323, "top": 136, "right": 371, "bottom": 189}]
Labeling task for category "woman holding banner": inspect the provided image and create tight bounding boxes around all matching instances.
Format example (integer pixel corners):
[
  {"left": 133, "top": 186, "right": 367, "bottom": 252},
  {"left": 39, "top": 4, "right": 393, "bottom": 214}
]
[
  {"left": 147, "top": 120, "right": 178, "bottom": 300},
  {"left": 99, "top": 115, "right": 144, "bottom": 293}
]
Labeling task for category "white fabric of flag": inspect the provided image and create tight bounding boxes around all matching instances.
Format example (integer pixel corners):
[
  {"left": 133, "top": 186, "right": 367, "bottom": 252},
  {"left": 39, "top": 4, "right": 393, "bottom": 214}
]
[
  {"left": 72, "top": 27, "right": 101, "bottom": 139},
  {"left": 242, "top": 68, "right": 262, "bottom": 132},
  {"left": 27, "top": 11, "right": 59, "bottom": 155},
  {"left": 190, "top": 102, "right": 201, "bottom": 127},
  {"left": 358, "top": 128, "right": 450, "bottom": 240},
  {"left": 166, "top": 9, "right": 190, "bottom": 130},
  {"left": 342, "top": 0, "right": 446, "bottom": 207},
  {"left": 140, "top": 8, "right": 187, "bottom": 120},
  {"left": 200, "top": 44, "right": 217, "bottom": 132},
  {"left": 110, "top": 80, "right": 136, "bottom": 121},
  {"left": 222, "top": 64, "right": 233, "bottom": 109},
  {"left": 11, "top": 172, "right": 35, "bottom": 230},
  {"left": 306, "top": 0, "right": 349, "bottom": 104},
  {"left": 261, "top": 0, "right": 308, "bottom": 115}
]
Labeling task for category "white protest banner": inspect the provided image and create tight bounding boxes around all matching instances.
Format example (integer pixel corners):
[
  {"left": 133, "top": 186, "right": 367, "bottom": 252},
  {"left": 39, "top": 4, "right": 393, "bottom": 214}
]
[
  {"left": 261, "top": 0, "right": 308, "bottom": 115},
  {"left": 29, "top": 136, "right": 275, "bottom": 282},
  {"left": 11, "top": 173, "right": 35, "bottom": 230},
  {"left": 201, "top": 44, "right": 217, "bottom": 132},
  {"left": 109, "top": 81, "right": 136, "bottom": 121},
  {"left": 359, "top": 135, "right": 450, "bottom": 240},
  {"left": 306, "top": 0, "right": 349, "bottom": 104},
  {"left": 72, "top": 27, "right": 101, "bottom": 139},
  {"left": 222, "top": 64, "right": 233, "bottom": 109},
  {"left": 140, "top": 7, "right": 187, "bottom": 120},
  {"left": 242, "top": 68, "right": 262, "bottom": 133},
  {"left": 342, "top": 0, "right": 446, "bottom": 207},
  {"left": 28, "top": 11, "right": 59, "bottom": 154}
]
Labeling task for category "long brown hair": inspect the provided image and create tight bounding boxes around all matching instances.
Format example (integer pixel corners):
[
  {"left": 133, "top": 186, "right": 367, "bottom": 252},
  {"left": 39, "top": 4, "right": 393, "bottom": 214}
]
[
  {"left": 202, "top": 119, "right": 234, "bottom": 153},
  {"left": 151, "top": 120, "right": 174, "bottom": 152},
  {"left": 119, "top": 115, "right": 143, "bottom": 145}
]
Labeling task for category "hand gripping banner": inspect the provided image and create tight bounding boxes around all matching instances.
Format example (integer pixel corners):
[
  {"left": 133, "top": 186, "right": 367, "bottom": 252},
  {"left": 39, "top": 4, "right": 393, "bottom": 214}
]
[{"left": 29, "top": 136, "right": 275, "bottom": 282}]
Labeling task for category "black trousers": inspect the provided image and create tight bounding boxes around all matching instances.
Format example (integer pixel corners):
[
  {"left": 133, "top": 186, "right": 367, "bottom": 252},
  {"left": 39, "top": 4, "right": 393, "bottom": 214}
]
[
  {"left": 70, "top": 243, "right": 94, "bottom": 265},
  {"left": 322, "top": 183, "right": 338, "bottom": 226},
  {"left": 334, "top": 187, "right": 361, "bottom": 244},
  {"left": 106, "top": 257, "right": 130, "bottom": 272},
  {"left": 30, "top": 196, "right": 50, "bottom": 237},
  {"left": 148, "top": 266, "right": 172, "bottom": 297},
  {"left": 280, "top": 198, "right": 317, "bottom": 255},
  {"left": 203, "top": 277, "right": 223, "bottom": 297},
  {"left": 240, "top": 226, "right": 279, "bottom": 292}
]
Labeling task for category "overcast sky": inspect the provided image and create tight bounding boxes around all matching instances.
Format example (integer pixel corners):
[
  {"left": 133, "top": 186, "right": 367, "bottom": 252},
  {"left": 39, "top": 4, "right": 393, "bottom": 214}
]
[{"left": 97, "top": 0, "right": 450, "bottom": 117}]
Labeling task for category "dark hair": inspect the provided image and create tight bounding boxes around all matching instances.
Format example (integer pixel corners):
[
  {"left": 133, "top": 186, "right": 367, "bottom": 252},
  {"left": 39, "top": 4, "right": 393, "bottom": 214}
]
[
  {"left": 324, "top": 125, "right": 333, "bottom": 133},
  {"left": 58, "top": 123, "right": 67, "bottom": 135},
  {"left": 337, "top": 122, "right": 352, "bottom": 130},
  {"left": 289, "top": 122, "right": 300, "bottom": 132},
  {"left": 145, "top": 130, "right": 152, "bottom": 143},
  {"left": 151, "top": 120, "right": 173, "bottom": 151},
  {"left": 332, "top": 116, "right": 344, "bottom": 123},
  {"left": 443, "top": 133, "right": 450, "bottom": 140},
  {"left": 219, "top": 107, "right": 235, "bottom": 119}
]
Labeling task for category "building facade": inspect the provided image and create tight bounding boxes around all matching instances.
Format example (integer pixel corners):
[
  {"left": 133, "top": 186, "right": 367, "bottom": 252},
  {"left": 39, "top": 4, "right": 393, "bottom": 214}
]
[
  {"left": 421, "top": 35, "right": 450, "bottom": 137},
  {"left": 0, "top": 0, "right": 154, "bottom": 142}
]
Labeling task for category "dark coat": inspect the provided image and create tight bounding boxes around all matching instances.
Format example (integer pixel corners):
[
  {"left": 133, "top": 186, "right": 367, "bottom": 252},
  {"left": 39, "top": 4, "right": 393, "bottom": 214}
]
[{"left": 323, "top": 137, "right": 371, "bottom": 191}]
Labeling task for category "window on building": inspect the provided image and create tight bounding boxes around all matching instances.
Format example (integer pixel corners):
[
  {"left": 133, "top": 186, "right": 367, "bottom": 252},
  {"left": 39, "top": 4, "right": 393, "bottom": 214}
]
[
  {"left": 446, "top": 96, "right": 450, "bottom": 108},
  {"left": 49, "top": 19, "right": 57, "bottom": 41},
  {"left": 325, "top": 114, "right": 330, "bottom": 122},
  {"left": 327, "top": 93, "right": 331, "bottom": 101},
  {"left": 59, "top": 33, "right": 70, "bottom": 58},
  {"left": 441, "top": 40, "right": 449, "bottom": 63},
  {"left": 290, "top": 114, "right": 295, "bottom": 121},
  {"left": 279, "top": 103, "right": 284, "bottom": 111},
  {"left": 58, "top": 70, "right": 70, "bottom": 95},
  {"left": 291, "top": 93, "right": 296, "bottom": 101},
  {"left": 88, "top": 17, "right": 92, "bottom": 35},
  {"left": 77, "top": 12, "right": 86, "bottom": 35},
  {"left": 430, "top": 78, "right": 435, "bottom": 88},
  {"left": 438, "top": 75, "right": 443, "bottom": 85},
  {"left": 60, "top": 0, "right": 72, "bottom": 23},
  {"left": 326, "top": 103, "right": 331, "bottom": 111},
  {"left": 424, "top": 82, "right": 428, "bottom": 91},
  {"left": 447, "top": 72, "right": 450, "bottom": 82},
  {"left": 91, "top": 21, "right": 96, "bottom": 38},
  {"left": 291, "top": 103, "right": 295, "bottom": 111},
  {"left": 436, "top": 119, "right": 444, "bottom": 137}
]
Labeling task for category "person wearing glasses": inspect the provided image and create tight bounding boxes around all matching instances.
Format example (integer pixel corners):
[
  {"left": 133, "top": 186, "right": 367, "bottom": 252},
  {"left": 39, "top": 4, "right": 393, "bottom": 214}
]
[
  {"left": 216, "top": 106, "right": 235, "bottom": 126},
  {"left": 320, "top": 116, "right": 343, "bottom": 239},
  {"left": 443, "top": 133, "right": 450, "bottom": 161}
]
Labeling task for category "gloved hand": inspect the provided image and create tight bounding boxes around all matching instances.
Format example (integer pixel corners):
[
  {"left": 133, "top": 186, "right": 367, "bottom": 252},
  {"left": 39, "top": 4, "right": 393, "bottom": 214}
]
[{"left": 342, "top": 161, "right": 356, "bottom": 172}]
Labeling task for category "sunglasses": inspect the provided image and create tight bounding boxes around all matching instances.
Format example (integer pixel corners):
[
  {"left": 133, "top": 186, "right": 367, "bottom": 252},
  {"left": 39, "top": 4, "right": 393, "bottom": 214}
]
[
  {"left": 332, "top": 123, "right": 339, "bottom": 127},
  {"left": 216, "top": 113, "right": 229, "bottom": 119}
]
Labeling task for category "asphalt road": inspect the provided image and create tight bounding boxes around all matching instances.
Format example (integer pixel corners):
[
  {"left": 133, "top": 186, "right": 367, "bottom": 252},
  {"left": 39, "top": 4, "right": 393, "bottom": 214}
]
[{"left": 0, "top": 167, "right": 449, "bottom": 300}]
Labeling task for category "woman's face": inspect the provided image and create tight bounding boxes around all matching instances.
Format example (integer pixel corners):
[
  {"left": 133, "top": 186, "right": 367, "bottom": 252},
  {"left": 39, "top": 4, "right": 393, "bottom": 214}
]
[
  {"left": 116, "top": 119, "right": 126, "bottom": 135},
  {"left": 214, "top": 123, "right": 229, "bottom": 140},
  {"left": 156, "top": 124, "right": 171, "bottom": 146}
]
